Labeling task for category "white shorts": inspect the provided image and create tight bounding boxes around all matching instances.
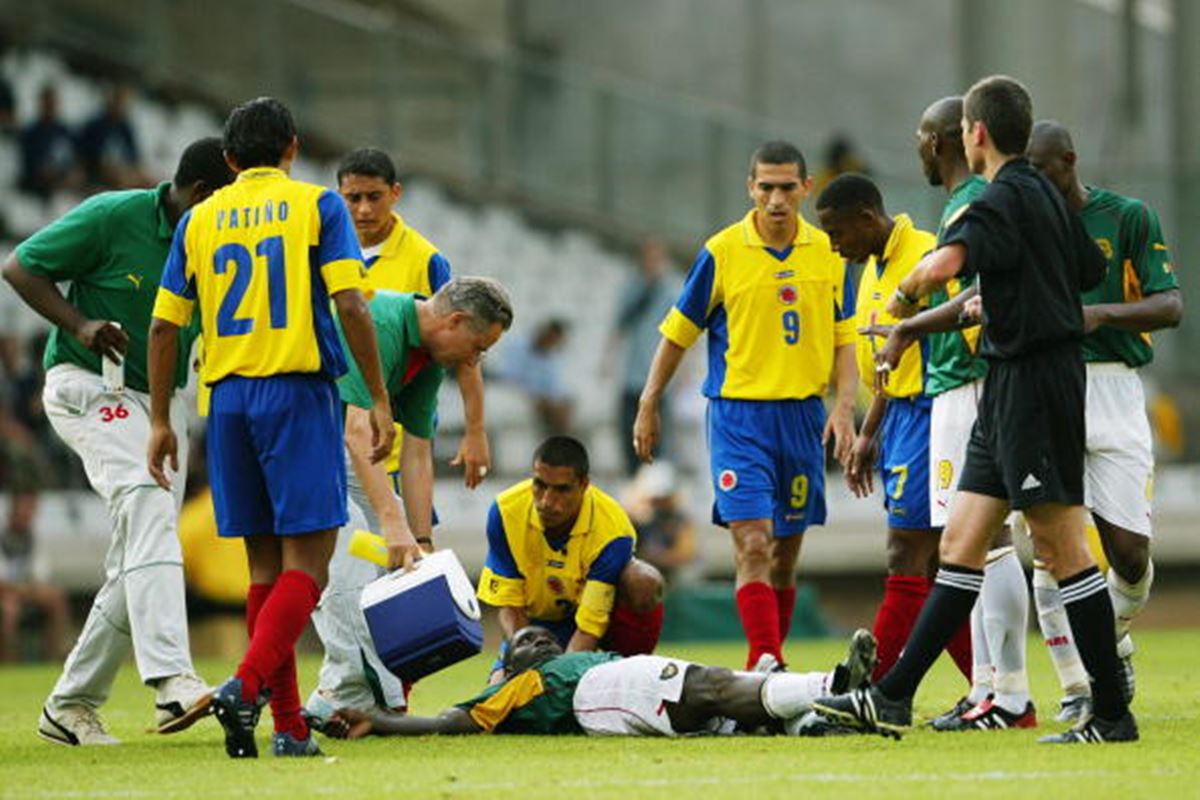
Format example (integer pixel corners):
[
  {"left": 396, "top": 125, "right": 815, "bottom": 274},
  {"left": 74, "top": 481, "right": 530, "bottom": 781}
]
[
  {"left": 572, "top": 655, "right": 693, "bottom": 736},
  {"left": 1085, "top": 363, "right": 1154, "bottom": 536},
  {"left": 929, "top": 380, "right": 983, "bottom": 527}
]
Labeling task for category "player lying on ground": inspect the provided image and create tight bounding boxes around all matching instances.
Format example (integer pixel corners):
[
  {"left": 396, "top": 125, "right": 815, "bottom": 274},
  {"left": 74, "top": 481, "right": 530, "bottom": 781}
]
[{"left": 323, "top": 625, "right": 877, "bottom": 738}]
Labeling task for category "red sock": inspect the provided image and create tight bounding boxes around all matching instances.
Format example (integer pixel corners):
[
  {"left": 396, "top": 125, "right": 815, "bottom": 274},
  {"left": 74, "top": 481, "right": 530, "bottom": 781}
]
[
  {"left": 775, "top": 586, "right": 797, "bottom": 643},
  {"left": 945, "top": 607, "right": 974, "bottom": 683},
  {"left": 872, "top": 575, "right": 929, "bottom": 680},
  {"left": 244, "top": 581, "right": 307, "bottom": 738},
  {"left": 236, "top": 570, "right": 320, "bottom": 732},
  {"left": 736, "top": 582, "right": 782, "bottom": 669},
  {"left": 604, "top": 603, "right": 664, "bottom": 656}
]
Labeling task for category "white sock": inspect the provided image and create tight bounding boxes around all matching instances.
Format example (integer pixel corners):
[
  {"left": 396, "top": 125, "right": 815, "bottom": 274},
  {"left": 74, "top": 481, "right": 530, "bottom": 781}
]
[
  {"left": 984, "top": 548, "right": 1030, "bottom": 713},
  {"left": 760, "top": 671, "right": 828, "bottom": 719},
  {"left": 1032, "top": 564, "right": 1091, "bottom": 698},
  {"left": 967, "top": 597, "right": 992, "bottom": 704},
  {"left": 1108, "top": 558, "right": 1153, "bottom": 642}
]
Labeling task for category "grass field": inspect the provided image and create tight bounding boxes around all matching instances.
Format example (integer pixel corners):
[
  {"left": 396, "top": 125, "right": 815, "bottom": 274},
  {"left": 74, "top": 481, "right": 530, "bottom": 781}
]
[{"left": 3, "top": 629, "right": 1199, "bottom": 800}]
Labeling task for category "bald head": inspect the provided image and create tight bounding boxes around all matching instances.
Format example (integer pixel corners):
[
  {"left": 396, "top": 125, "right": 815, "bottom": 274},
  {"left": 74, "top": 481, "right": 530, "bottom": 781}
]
[
  {"left": 916, "top": 96, "right": 966, "bottom": 187},
  {"left": 1027, "top": 119, "right": 1078, "bottom": 200}
]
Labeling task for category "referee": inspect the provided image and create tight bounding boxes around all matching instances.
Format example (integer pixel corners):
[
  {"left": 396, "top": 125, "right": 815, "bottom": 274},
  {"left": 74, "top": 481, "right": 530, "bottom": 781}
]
[{"left": 814, "top": 75, "right": 1135, "bottom": 744}]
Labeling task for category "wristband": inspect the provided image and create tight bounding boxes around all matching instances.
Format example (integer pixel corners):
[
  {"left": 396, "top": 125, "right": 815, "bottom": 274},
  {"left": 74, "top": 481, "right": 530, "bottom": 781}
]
[
  {"left": 894, "top": 287, "right": 918, "bottom": 306},
  {"left": 415, "top": 536, "right": 434, "bottom": 546}
]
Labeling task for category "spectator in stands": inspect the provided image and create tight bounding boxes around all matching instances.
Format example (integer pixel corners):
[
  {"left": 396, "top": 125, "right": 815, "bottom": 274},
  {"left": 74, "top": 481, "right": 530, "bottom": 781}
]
[
  {"left": 503, "top": 318, "right": 573, "bottom": 437},
  {"left": 607, "top": 239, "right": 680, "bottom": 476},
  {"left": 18, "top": 85, "right": 82, "bottom": 200},
  {"left": 624, "top": 461, "right": 698, "bottom": 584},
  {"left": 77, "top": 83, "right": 148, "bottom": 190}
]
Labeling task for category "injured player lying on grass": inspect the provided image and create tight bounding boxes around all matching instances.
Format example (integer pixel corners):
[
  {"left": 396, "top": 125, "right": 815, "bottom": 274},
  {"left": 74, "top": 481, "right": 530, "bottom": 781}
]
[{"left": 322, "top": 625, "right": 877, "bottom": 738}]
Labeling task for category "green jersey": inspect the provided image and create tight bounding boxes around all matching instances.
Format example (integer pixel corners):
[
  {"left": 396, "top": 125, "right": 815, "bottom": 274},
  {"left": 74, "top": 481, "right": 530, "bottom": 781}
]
[
  {"left": 1078, "top": 187, "right": 1178, "bottom": 366},
  {"left": 924, "top": 175, "right": 990, "bottom": 396},
  {"left": 457, "top": 651, "right": 621, "bottom": 734},
  {"left": 15, "top": 183, "right": 197, "bottom": 391},
  {"left": 334, "top": 291, "right": 444, "bottom": 438}
]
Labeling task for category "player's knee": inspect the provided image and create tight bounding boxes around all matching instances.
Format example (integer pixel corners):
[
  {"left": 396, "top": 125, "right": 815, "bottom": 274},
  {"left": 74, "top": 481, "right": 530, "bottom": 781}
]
[
  {"left": 1107, "top": 533, "right": 1150, "bottom": 584},
  {"left": 681, "top": 665, "right": 734, "bottom": 708},
  {"left": 886, "top": 529, "right": 936, "bottom": 576},
  {"left": 732, "top": 523, "right": 773, "bottom": 570},
  {"left": 617, "top": 560, "right": 664, "bottom": 612}
]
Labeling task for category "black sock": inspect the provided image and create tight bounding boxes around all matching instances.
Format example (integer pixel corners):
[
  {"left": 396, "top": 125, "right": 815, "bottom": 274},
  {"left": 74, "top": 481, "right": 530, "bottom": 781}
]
[
  {"left": 1060, "top": 566, "right": 1128, "bottom": 721},
  {"left": 876, "top": 565, "right": 983, "bottom": 701}
]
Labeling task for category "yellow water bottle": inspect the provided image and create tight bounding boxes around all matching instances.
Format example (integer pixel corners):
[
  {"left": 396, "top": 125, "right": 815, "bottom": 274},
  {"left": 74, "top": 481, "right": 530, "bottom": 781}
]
[{"left": 348, "top": 529, "right": 389, "bottom": 567}]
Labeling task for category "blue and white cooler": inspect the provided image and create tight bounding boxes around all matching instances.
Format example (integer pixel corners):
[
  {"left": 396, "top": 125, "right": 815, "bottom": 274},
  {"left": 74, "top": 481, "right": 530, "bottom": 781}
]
[{"left": 360, "top": 549, "right": 484, "bottom": 683}]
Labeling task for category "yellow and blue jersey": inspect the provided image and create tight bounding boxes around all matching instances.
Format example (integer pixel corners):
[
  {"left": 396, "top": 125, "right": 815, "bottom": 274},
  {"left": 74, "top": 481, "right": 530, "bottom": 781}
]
[
  {"left": 854, "top": 214, "right": 937, "bottom": 399},
  {"left": 363, "top": 212, "right": 451, "bottom": 295},
  {"left": 659, "top": 209, "right": 856, "bottom": 400},
  {"left": 477, "top": 480, "right": 637, "bottom": 638},
  {"left": 153, "top": 167, "right": 365, "bottom": 383}
]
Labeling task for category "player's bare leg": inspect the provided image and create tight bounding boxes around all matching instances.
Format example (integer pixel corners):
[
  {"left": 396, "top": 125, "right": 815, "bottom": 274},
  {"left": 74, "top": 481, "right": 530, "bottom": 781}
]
[{"left": 731, "top": 518, "right": 785, "bottom": 669}]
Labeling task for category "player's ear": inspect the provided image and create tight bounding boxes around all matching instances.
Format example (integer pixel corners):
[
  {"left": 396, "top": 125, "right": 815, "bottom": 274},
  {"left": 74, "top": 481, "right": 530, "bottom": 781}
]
[{"left": 392, "top": 181, "right": 403, "bottom": 205}]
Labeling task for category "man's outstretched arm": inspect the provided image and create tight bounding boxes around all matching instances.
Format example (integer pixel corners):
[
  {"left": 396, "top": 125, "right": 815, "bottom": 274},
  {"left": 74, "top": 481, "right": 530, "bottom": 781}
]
[{"left": 327, "top": 707, "right": 483, "bottom": 738}]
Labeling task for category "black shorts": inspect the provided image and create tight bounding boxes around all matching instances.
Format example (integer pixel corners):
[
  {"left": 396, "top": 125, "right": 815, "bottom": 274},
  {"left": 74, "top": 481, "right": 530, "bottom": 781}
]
[{"left": 958, "top": 345, "right": 1085, "bottom": 509}]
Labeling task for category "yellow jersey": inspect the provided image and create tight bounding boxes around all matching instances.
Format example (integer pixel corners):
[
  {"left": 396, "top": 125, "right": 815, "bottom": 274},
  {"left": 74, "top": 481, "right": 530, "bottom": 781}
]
[
  {"left": 659, "top": 209, "right": 856, "bottom": 400},
  {"left": 360, "top": 212, "right": 452, "bottom": 471},
  {"left": 854, "top": 214, "right": 937, "bottom": 399},
  {"left": 154, "top": 167, "right": 365, "bottom": 383},
  {"left": 477, "top": 480, "right": 637, "bottom": 638}
]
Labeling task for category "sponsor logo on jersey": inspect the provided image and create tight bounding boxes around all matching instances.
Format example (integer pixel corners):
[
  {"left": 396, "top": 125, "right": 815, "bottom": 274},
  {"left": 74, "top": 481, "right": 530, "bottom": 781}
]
[
  {"left": 718, "top": 469, "right": 738, "bottom": 491},
  {"left": 126, "top": 273, "right": 144, "bottom": 290},
  {"left": 778, "top": 284, "right": 798, "bottom": 305},
  {"left": 775, "top": 270, "right": 795, "bottom": 279}
]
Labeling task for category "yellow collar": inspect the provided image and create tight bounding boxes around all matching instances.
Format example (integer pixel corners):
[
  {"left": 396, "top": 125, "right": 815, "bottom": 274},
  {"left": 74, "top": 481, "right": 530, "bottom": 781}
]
[{"left": 741, "top": 208, "right": 812, "bottom": 249}]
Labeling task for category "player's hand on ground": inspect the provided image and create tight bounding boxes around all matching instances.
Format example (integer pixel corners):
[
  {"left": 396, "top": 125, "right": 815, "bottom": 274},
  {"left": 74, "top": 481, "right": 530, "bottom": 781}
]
[
  {"left": 632, "top": 401, "right": 660, "bottom": 463},
  {"left": 146, "top": 422, "right": 178, "bottom": 491},
  {"left": 326, "top": 709, "right": 374, "bottom": 739},
  {"left": 823, "top": 405, "right": 856, "bottom": 471},
  {"left": 450, "top": 428, "right": 491, "bottom": 488},
  {"left": 73, "top": 319, "right": 128, "bottom": 364},
  {"left": 845, "top": 434, "right": 877, "bottom": 498},
  {"left": 368, "top": 400, "right": 395, "bottom": 464}
]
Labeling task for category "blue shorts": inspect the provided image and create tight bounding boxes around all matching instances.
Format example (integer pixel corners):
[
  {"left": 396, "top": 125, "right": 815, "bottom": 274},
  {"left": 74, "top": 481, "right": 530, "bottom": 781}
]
[
  {"left": 706, "top": 397, "right": 827, "bottom": 538},
  {"left": 878, "top": 396, "right": 934, "bottom": 530},
  {"left": 207, "top": 374, "right": 347, "bottom": 537}
]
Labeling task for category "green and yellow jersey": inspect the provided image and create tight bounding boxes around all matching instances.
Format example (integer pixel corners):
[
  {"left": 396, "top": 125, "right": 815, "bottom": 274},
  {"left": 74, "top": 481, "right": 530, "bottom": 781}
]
[
  {"left": 477, "top": 481, "right": 636, "bottom": 638},
  {"left": 1078, "top": 187, "right": 1178, "bottom": 366},
  {"left": 659, "top": 209, "right": 856, "bottom": 401},
  {"left": 924, "top": 175, "right": 989, "bottom": 397},
  {"left": 457, "top": 651, "right": 621, "bottom": 734},
  {"left": 854, "top": 214, "right": 937, "bottom": 399}
]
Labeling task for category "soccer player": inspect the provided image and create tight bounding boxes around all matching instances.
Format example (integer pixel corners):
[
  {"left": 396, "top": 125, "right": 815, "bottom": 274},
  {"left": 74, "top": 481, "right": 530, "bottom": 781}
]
[
  {"left": 307, "top": 278, "right": 512, "bottom": 723},
  {"left": 814, "top": 76, "right": 1135, "bottom": 744},
  {"left": 1027, "top": 120, "right": 1183, "bottom": 716},
  {"left": 323, "top": 625, "right": 878, "bottom": 738},
  {"left": 2, "top": 138, "right": 234, "bottom": 746},
  {"left": 147, "top": 97, "right": 395, "bottom": 759},
  {"left": 477, "top": 436, "right": 665, "bottom": 684},
  {"left": 872, "top": 96, "right": 1035, "bottom": 731},
  {"left": 634, "top": 141, "right": 858, "bottom": 671},
  {"left": 814, "top": 174, "right": 977, "bottom": 689},
  {"left": 336, "top": 147, "right": 490, "bottom": 488}
]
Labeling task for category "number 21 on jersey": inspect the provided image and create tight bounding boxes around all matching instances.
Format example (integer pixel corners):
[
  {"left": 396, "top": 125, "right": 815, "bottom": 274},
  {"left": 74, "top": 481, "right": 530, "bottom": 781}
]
[{"left": 214, "top": 235, "right": 288, "bottom": 337}]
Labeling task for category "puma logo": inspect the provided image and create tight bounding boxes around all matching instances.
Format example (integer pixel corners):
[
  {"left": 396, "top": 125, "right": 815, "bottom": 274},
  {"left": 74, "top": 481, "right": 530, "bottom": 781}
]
[{"left": 126, "top": 273, "right": 144, "bottom": 290}]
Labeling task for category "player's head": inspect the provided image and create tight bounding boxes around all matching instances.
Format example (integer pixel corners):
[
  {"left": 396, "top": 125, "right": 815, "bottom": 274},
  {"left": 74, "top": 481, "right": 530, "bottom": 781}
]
[
  {"left": 222, "top": 97, "right": 299, "bottom": 171},
  {"left": 916, "top": 96, "right": 965, "bottom": 186},
  {"left": 1026, "top": 120, "right": 1077, "bottom": 198},
  {"left": 172, "top": 137, "right": 236, "bottom": 210},
  {"left": 747, "top": 140, "right": 811, "bottom": 230},
  {"left": 426, "top": 277, "right": 514, "bottom": 368},
  {"left": 503, "top": 625, "right": 564, "bottom": 676},
  {"left": 815, "top": 173, "right": 888, "bottom": 263},
  {"left": 337, "top": 147, "right": 402, "bottom": 246},
  {"left": 531, "top": 436, "right": 589, "bottom": 532},
  {"left": 962, "top": 75, "right": 1033, "bottom": 171}
]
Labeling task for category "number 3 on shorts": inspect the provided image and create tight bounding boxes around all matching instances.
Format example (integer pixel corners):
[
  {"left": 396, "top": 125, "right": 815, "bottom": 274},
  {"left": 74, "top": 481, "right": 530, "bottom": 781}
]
[{"left": 789, "top": 475, "right": 809, "bottom": 509}]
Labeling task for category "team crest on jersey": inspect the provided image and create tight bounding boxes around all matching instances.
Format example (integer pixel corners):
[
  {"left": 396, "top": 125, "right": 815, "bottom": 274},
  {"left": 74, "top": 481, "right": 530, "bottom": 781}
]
[
  {"left": 1095, "top": 237, "right": 1114, "bottom": 259},
  {"left": 718, "top": 469, "right": 738, "bottom": 491},
  {"left": 547, "top": 576, "right": 565, "bottom": 595},
  {"left": 659, "top": 663, "right": 679, "bottom": 680},
  {"left": 778, "top": 285, "right": 798, "bottom": 305}
]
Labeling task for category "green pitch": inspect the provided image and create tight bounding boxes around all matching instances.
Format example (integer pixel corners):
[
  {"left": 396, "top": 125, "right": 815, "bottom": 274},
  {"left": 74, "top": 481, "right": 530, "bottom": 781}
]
[{"left": 2, "top": 629, "right": 1198, "bottom": 800}]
